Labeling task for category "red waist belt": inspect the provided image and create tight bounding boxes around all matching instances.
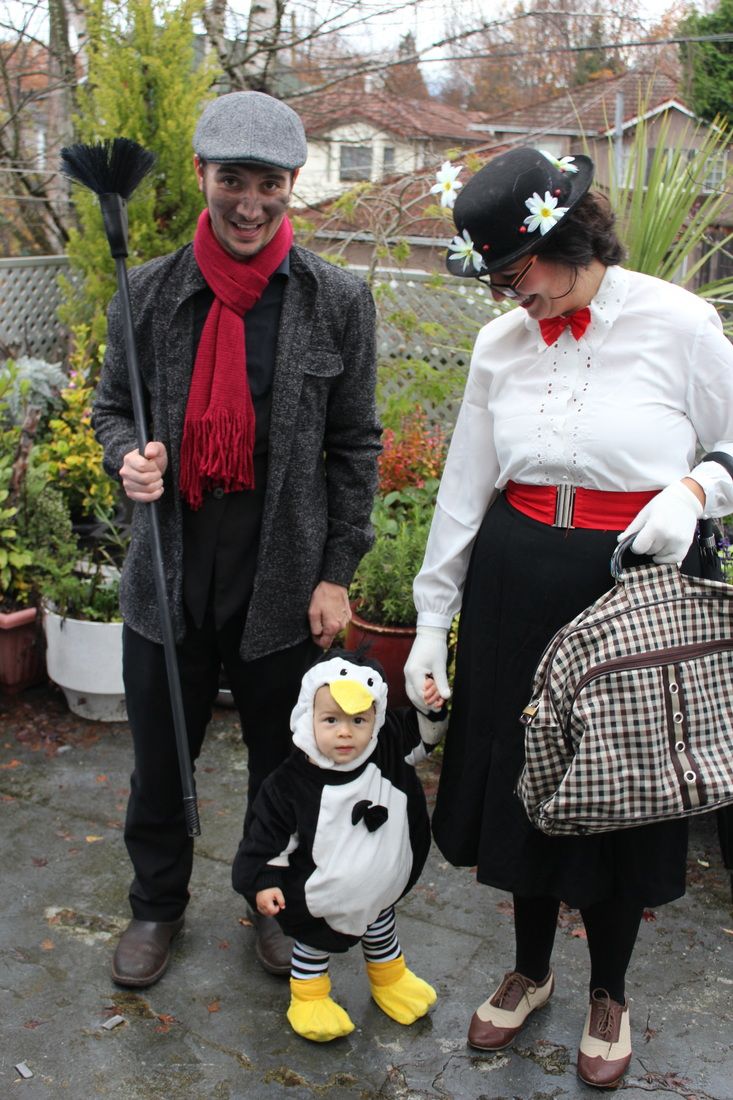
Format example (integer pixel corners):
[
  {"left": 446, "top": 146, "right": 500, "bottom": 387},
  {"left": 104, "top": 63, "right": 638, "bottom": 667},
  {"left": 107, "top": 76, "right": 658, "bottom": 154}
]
[{"left": 504, "top": 480, "right": 659, "bottom": 530}]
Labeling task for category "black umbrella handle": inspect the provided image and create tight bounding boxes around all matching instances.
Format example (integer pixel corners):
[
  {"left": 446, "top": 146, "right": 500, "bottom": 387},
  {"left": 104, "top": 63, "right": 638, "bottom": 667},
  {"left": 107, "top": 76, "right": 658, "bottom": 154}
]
[{"left": 115, "top": 258, "right": 201, "bottom": 837}]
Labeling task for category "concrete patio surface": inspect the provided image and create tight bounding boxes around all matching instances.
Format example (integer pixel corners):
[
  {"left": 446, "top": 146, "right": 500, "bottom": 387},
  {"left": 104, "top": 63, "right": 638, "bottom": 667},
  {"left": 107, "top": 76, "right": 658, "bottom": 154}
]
[{"left": 1, "top": 683, "right": 731, "bottom": 1100}]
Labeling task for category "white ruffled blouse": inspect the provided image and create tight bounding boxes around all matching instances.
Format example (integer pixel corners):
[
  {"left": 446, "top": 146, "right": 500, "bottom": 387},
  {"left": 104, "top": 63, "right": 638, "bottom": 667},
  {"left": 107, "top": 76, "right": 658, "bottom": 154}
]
[{"left": 414, "top": 264, "right": 733, "bottom": 628}]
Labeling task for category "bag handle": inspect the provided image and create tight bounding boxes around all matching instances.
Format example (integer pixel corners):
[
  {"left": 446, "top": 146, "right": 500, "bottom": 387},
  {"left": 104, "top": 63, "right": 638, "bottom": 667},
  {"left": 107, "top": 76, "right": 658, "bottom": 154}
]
[
  {"left": 610, "top": 535, "right": 637, "bottom": 581},
  {"left": 702, "top": 450, "right": 733, "bottom": 480},
  {"left": 611, "top": 456, "right": 733, "bottom": 581}
]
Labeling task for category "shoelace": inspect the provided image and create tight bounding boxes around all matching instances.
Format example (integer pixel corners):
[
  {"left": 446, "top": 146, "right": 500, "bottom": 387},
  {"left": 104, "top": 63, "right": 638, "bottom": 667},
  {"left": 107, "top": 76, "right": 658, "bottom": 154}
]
[
  {"left": 590, "top": 990, "right": 622, "bottom": 1040},
  {"left": 492, "top": 971, "right": 537, "bottom": 1009}
]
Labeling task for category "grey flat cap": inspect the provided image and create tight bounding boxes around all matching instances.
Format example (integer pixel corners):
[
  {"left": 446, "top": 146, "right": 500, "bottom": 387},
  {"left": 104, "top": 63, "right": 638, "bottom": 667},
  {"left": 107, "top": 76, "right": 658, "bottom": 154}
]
[{"left": 193, "top": 91, "right": 307, "bottom": 169}]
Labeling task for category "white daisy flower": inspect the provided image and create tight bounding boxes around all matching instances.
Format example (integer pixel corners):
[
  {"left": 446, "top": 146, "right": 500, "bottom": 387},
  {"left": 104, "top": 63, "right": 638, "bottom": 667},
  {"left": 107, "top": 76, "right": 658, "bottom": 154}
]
[
  {"left": 448, "top": 228, "right": 483, "bottom": 272},
  {"left": 431, "top": 161, "right": 463, "bottom": 208},
  {"left": 539, "top": 150, "right": 579, "bottom": 174},
  {"left": 524, "top": 191, "right": 569, "bottom": 235}
]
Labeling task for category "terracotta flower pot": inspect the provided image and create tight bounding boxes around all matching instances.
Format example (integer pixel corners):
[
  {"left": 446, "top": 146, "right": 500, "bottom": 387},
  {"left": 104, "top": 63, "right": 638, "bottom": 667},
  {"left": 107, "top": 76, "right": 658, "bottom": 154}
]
[
  {"left": 344, "top": 608, "right": 415, "bottom": 709},
  {"left": 0, "top": 606, "right": 46, "bottom": 695}
]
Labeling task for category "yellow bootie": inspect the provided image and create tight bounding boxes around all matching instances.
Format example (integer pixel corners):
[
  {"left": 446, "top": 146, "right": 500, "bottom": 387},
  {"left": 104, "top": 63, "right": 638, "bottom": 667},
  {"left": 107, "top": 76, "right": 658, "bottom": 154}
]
[
  {"left": 366, "top": 954, "right": 437, "bottom": 1024},
  {"left": 286, "top": 974, "right": 355, "bottom": 1042}
]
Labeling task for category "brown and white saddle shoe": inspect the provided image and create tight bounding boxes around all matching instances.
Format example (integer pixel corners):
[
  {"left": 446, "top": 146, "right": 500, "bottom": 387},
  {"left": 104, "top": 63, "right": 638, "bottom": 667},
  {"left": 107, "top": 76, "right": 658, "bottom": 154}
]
[
  {"left": 467, "top": 969, "right": 554, "bottom": 1051},
  {"left": 577, "top": 988, "right": 632, "bottom": 1089}
]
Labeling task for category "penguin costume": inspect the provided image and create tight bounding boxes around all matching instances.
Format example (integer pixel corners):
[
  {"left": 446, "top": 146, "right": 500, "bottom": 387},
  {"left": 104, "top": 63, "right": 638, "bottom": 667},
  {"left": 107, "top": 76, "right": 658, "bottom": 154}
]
[{"left": 232, "top": 648, "right": 447, "bottom": 1041}]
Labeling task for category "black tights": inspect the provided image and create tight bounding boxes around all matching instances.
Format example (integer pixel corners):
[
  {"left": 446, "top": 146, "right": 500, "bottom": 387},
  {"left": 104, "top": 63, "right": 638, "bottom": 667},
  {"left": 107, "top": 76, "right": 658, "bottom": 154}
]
[{"left": 513, "top": 894, "right": 643, "bottom": 1004}]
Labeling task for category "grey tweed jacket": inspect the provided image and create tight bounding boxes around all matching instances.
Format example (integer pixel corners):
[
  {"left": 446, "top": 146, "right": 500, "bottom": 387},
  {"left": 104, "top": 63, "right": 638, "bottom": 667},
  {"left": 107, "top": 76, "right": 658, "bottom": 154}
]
[{"left": 92, "top": 242, "right": 381, "bottom": 661}]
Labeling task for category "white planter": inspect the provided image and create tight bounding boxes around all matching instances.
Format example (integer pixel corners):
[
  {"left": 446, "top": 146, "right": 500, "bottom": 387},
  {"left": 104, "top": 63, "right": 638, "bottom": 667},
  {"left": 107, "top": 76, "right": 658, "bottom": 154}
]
[{"left": 43, "top": 607, "right": 127, "bottom": 722}]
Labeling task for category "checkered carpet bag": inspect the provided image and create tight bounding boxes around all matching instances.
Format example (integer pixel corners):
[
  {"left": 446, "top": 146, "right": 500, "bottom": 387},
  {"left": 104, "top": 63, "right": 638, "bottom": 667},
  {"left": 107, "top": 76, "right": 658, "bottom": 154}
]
[{"left": 517, "top": 537, "right": 733, "bottom": 835}]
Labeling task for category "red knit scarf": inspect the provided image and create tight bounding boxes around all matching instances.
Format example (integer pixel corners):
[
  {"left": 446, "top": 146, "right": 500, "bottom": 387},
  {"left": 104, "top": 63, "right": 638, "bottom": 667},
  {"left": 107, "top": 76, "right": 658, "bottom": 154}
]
[{"left": 179, "top": 209, "right": 293, "bottom": 509}]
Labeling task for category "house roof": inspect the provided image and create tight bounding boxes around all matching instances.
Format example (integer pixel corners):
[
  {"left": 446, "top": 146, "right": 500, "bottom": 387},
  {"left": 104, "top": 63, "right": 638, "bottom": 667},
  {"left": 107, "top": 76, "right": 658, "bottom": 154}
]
[
  {"left": 291, "top": 89, "right": 489, "bottom": 144},
  {"left": 474, "top": 70, "right": 695, "bottom": 140},
  {"left": 297, "top": 165, "right": 452, "bottom": 244}
]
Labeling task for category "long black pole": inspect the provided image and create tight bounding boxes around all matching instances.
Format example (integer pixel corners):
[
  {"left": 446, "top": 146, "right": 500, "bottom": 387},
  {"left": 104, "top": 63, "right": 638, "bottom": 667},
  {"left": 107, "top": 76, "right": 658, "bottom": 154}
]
[{"left": 114, "top": 256, "right": 201, "bottom": 838}]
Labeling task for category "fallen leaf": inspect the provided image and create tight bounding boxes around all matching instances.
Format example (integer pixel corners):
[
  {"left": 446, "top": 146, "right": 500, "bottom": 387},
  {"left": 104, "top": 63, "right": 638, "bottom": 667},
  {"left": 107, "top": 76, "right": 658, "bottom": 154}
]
[
  {"left": 40, "top": 939, "right": 54, "bottom": 951},
  {"left": 207, "top": 1000, "right": 221, "bottom": 1013},
  {"left": 95, "top": 775, "right": 108, "bottom": 784},
  {"left": 23, "top": 1020, "right": 44, "bottom": 1029},
  {"left": 85, "top": 836, "right": 104, "bottom": 843},
  {"left": 155, "top": 1013, "right": 177, "bottom": 1033},
  {"left": 32, "top": 857, "right": 48, "bottom": 867},
  {"left": 570, "top": 927, "right": 588, "bottom": 939},
  {"left": 238, "top": 916, "right": 253, "bottom": 927},
  {"left": 0, "top": 759, "right": 22, "bottom": 769},
  {"left": 218, "top": 940, "right": 229, "bottom": 950},
  {"left": 642, "top": 909, "right": 657, "bottom": 922},
  {"left": 723, "top": 927, "right": 733, "bottom": 936}
]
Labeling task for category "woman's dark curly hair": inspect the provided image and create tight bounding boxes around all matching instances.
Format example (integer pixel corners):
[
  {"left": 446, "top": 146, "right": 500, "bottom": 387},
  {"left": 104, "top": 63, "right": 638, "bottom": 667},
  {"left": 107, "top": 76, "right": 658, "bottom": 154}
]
[{"left": 534, "top": 191, "right": 625, "bottom": 269}]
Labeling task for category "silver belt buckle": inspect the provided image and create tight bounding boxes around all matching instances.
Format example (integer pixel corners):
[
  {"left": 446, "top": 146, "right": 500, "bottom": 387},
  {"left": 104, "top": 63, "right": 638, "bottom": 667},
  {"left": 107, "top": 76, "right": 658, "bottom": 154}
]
[{"left": 553, "top": 484, "right": 576, "bottom": 528}]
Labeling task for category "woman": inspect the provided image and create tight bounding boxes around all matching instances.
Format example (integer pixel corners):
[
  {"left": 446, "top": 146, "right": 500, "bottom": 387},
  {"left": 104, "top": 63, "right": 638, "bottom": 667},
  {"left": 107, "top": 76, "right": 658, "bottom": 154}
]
[{"left": 404, "top": 147, "right": 733, "bottom": 1089}]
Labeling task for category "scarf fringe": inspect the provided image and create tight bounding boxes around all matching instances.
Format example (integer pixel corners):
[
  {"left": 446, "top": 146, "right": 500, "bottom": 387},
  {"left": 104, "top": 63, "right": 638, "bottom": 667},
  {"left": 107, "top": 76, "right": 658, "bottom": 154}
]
[{"left": 179, "top": 410, "right": 255, "bottom": 510}]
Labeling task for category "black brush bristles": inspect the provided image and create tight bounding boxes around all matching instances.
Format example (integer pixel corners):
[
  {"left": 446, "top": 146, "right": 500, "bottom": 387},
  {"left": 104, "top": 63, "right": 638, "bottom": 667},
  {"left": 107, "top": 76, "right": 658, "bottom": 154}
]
[{"left": 60, "top": 138, "right": 156, "bottom": 199}]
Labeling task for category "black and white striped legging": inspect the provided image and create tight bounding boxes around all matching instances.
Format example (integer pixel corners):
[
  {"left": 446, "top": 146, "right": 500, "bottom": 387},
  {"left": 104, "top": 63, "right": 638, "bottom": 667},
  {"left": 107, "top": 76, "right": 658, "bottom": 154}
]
[{"left": 291, "top": 906, "right": 401, "bottom": 980}]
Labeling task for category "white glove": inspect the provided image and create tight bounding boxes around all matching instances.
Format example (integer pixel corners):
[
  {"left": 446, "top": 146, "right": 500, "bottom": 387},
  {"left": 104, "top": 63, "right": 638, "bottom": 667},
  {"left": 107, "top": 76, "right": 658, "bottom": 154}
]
[
  {"left": 404, "top": 625, "right": 451, "bottom": 711},
  {"left": 620, "top": 481, "right": 703, "bottom": 564}
]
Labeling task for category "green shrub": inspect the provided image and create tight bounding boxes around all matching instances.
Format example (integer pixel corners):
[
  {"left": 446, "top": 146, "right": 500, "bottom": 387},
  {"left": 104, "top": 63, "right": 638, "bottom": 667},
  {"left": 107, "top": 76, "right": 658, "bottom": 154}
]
[{"left": 351, "top": 483, "right": 438, "bottom": 627}]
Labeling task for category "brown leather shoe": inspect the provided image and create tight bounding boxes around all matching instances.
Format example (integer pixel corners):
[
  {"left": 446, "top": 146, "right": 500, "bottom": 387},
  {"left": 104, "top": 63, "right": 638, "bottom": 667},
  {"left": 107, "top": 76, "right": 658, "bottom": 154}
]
[
  {"left": 111, "top": 917, "right": 185, "bottom": 988},
  {"left": 468, "top": 969, "right": 554, "bottom": 1051},
  {"left": 248, "top": 909, "right": 293, "bottom": 976},
  {"left": 577, "top": 989, "right": 631, "bottom": 1089}
]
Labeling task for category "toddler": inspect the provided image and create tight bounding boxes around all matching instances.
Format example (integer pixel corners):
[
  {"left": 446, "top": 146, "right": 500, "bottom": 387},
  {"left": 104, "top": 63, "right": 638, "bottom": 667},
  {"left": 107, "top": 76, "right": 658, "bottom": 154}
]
[{"left": 232, "top": 648, "right": 446, "bottom": 1041}]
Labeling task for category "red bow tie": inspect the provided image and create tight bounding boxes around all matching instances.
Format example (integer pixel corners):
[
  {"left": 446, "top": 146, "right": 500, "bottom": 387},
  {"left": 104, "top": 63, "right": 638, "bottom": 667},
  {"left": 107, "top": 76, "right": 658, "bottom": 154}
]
[{"left": 539, "top": 307, "right": 591, "bottom": 345}]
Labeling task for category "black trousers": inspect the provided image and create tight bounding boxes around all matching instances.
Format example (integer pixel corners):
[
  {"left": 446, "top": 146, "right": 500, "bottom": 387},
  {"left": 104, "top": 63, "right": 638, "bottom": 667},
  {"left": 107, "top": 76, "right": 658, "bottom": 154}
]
[{"left": 122, "top": 607, "right": 317, "bottom": 921}]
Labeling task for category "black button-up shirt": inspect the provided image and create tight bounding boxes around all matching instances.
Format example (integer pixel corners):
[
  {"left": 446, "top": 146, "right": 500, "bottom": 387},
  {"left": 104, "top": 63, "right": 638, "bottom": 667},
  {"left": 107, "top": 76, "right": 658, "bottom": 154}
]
[{"left": 182, "top": 256, "right": 289, "bottom": 630}]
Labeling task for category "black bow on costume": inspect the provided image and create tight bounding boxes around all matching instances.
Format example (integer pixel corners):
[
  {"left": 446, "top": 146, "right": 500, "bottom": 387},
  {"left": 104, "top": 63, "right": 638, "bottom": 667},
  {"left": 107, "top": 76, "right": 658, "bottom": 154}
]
[{"left": 351, "top": 800, "right": 389, "bottom": 832}]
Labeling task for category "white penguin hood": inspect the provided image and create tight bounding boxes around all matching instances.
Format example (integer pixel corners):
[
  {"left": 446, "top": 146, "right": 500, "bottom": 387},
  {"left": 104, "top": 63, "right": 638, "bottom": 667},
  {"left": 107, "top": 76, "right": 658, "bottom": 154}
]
[{"left": 290, "top": 655, "right": 389, "bottom": 772}]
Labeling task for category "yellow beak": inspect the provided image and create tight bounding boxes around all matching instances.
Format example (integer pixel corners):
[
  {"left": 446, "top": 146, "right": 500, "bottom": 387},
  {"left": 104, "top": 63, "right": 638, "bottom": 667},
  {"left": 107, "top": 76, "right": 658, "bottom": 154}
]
[{"left": 329, "top": 679, "right": 374, "bottom": 715}]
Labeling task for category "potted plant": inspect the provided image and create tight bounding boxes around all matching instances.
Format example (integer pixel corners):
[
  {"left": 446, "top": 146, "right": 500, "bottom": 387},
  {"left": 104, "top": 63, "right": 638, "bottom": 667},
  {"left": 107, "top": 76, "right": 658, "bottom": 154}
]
[
  {"left": 0, "top": 366, "right": 80, "bottom": 693},
  {"left": 0, "top": 465, "right": 80, "bottom": 693},
  {"left": 42, "top": 515, "right": 129, "bottom": 722},
  {"left": 344, "top": 406, "right": 446, "bottom": 704},
  {"left": 346, "top": 482, "right": 438, "bottom": 706}
]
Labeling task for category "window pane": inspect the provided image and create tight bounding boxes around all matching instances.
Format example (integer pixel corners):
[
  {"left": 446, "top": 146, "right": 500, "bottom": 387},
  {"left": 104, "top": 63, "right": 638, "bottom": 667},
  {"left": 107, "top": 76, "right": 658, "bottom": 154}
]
[{"left": 340, "top": 144, "right": 372, "bottom": 181}]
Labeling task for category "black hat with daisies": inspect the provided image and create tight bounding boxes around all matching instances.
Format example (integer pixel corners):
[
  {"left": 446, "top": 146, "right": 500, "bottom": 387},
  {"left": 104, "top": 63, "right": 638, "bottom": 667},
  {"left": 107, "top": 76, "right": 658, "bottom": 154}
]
[{"left": 446, "top": 146, "right": 594, "bottom": 278}]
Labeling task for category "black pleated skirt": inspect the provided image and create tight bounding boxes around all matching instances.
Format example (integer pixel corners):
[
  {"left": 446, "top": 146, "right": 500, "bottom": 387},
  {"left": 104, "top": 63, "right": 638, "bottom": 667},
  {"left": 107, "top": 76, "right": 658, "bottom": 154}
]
[{"left": 431, "top": 493, "right": 690, "bottom": 908}]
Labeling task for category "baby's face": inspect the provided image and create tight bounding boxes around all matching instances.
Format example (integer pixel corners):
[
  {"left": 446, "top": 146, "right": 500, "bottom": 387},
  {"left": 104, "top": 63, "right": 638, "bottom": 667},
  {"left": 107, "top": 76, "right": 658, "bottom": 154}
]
[{"left": 313, "top": 685, "right": 376, "bottom": 764}]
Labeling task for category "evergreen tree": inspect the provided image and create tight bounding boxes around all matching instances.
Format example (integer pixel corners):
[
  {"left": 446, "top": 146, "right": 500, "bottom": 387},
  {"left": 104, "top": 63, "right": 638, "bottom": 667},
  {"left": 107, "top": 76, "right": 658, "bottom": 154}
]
[
  {"left": 572, "top": 16, "right": 624, "bottom": 86},
  {"left": 61, "top": 0, "right": 218, "bottom": 343},
  {"left": 680, "top": 0, "right": 733, "bottom": 126}
]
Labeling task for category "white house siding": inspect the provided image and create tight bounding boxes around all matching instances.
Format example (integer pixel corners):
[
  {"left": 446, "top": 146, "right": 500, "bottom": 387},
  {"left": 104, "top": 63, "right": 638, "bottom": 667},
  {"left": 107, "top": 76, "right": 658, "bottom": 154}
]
[{"left": 293, "top": 121, "right": 426, "bottom": 207}]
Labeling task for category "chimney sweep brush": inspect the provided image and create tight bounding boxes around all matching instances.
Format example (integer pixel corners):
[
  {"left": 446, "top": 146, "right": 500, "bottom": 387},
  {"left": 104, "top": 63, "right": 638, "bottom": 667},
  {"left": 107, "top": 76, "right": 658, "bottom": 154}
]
[{"left": 60, "top": 138, "right": 200, "bottom": 837}]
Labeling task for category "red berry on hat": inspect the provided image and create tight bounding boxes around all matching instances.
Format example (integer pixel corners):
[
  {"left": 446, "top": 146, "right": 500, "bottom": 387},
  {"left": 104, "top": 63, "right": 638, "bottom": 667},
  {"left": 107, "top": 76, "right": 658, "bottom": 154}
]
[{"left": 519, "top": 225, "right": 527, "bottom": 233}]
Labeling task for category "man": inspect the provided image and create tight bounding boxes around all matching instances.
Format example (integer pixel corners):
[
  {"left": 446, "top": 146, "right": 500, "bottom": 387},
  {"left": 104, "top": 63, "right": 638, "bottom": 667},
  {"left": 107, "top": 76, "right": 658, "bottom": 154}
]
[{"left": 93, "top": 91, "right": 381, "bottom": 988}]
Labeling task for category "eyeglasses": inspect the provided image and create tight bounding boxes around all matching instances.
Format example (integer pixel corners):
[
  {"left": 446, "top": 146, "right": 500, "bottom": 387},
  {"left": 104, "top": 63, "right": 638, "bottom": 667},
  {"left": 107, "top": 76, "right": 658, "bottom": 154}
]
[{"left": 479, "top": 254, "right": 537, "bottom": 298}]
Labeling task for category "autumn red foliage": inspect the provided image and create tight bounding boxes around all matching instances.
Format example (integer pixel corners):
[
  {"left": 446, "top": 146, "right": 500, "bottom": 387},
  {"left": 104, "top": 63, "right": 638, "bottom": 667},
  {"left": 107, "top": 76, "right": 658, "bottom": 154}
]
[{"left": 378, "top": 407, "right": 447, "bottom": 494}]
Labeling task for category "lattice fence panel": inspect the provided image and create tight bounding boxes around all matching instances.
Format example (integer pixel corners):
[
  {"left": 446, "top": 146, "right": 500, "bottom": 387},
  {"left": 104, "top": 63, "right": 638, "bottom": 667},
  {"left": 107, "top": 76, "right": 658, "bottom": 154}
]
[
  {"left": 0, "top": 258, "right": 502, "bottom": 426},
  {"left": 0, "top": 256, "right": 74, "bottom": 363},
  {"left": 373, "top": 271, "right": 506, "bottom": 424}
]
